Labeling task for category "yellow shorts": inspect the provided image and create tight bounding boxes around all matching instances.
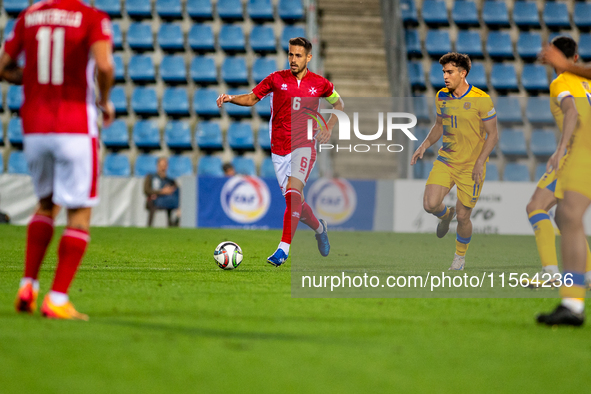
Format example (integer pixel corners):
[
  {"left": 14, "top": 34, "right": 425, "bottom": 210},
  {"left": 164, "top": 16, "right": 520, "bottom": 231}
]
[
  {"left": 559, "top": 149, "right": 591, "bottom": 200},
  {"left": 536, "top": 154, "right": 568, "bottom": 199},
  {"left": 426, "top": 159, "right": 486, "bottom": 209}
]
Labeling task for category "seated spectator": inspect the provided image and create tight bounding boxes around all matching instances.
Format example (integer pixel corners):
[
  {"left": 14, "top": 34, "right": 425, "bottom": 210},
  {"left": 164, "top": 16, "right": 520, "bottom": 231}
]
[
  {"left": 223, "top": 162, "right": 236, "bottom": 177},
  {"left": 144, "top": 157, "right": 180, "bottom": 227}
]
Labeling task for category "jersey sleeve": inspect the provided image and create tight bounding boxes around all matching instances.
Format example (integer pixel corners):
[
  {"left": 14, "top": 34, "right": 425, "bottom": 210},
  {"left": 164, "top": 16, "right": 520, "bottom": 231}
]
[
  {"left": 3, "top": 16, "right": 25, "bottom": 60},
  {"left": 88, "top": 11, "right": 113, "bottom": 46},
  {"left": 550, "top": 78, "right": 573, "bottom": 105},
  {"left": 435, "top": 90, "right": 445, "bottom": 117},
  {"left": 480, "top": 95, "right": 496, "bottom": 121},
  {"left": 252, "top": 73, "right": 274, "bottom": 99}
]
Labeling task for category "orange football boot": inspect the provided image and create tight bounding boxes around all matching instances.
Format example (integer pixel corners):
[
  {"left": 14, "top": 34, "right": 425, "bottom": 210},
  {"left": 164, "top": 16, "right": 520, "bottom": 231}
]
[
  {"left": 15, "top": 282, "right": 39, "bottom": 314},
  {"left": 40, "top": 295, "right": 89, "bottom": 321}
]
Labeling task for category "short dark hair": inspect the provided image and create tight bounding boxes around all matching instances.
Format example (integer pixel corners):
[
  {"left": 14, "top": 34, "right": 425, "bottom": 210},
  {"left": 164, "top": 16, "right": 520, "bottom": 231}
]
[
  {"left": 551, "top": 36, "right": 578, "bottom": 59},
  {"left": 439, "top": 52, "right": 471, "bottom": 75},
  {"left": 222, "top": 163, "right": 234, "bottom": 172},
  {"left": 288, "top": 37, "right": 312, "bottom": 54}
]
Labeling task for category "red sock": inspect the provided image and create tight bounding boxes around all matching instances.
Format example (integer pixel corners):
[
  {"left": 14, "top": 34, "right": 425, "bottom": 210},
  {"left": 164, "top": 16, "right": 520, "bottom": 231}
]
[
  {"left": 281, "top": 188, "right": 302, "bottom": 244},
  {"left": 300, "top": 201, "right": 320, "bottom": 231},
  {"left": 51, "top": 228, "right": 90, "bottom": 294},
  {"left": 24, "top": 214, "right": 55, "bottom": 280}
]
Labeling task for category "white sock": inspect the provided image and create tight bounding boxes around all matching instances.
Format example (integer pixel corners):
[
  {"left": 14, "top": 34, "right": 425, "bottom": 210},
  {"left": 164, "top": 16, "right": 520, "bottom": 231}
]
[
  {"left": 278, "top": 242, "right": 290, "bottom": 254},
  {"left": 562, "top": 298, "right": 585, "bottom": 314},
  {"left": 585, "top": 271, "right": 591, "bottom": 284},
  {"left": 49, "top": 291, "right": 69, "bottom": 306},
  {"left": 20, "top": 278, "right": 40, "bottom": 292},
  {"left": 543, "top": 265, "right": 559, "bottom": 275},
  {"left": 314, "top": 222, "right": 324, "bottom": 234}
]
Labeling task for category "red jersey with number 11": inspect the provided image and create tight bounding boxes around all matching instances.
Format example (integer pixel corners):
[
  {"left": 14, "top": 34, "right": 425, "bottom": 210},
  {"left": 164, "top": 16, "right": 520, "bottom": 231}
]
[
  {"left": 252, "top": 69, "right": 335, "bottom": 156},
  {"left": 3, "top": 0, "right": 112, "bottom": 135}
]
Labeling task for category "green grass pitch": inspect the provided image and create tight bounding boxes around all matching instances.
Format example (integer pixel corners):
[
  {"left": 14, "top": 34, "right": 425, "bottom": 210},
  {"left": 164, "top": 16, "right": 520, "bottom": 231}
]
[{"left": 1, "top": 225, "right": 590, "bottom": 393}]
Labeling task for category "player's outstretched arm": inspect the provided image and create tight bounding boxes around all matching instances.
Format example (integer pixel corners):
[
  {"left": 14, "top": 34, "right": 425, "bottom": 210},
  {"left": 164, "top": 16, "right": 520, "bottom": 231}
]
[
  {"left": 411, "top": 116, "right": 443, "bottom": 165},
  {"left": 473, "top": 117, "right": 499, "bottom": 184},
  {"left": 216, "top": 92, "right": 260, "bottom": 108},
  {"left": 547, "top": 97, "right": 577, "bottom": 173},
  {"left": 92, "top": 40, "right": 115, "bottom": 127},
  {"left": 0, "top": 52, "right": 23, "bottom": 84},
  {"left": 540, "top": 44, "right": 591, "bottom": 80}
]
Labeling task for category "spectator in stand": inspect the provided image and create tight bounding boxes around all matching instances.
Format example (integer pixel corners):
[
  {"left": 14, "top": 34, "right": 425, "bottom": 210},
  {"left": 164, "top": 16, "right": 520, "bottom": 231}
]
[
  {"left": 223, "top": 162, "right": 236, "bottom": 177},
  {"left": 144, "top": 158, "right": 180, "bottom": 227}
]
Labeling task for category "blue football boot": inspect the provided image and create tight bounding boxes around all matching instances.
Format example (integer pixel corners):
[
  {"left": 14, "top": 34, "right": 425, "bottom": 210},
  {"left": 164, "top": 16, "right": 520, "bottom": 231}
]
[
  {"left": 267, "top": 248, "right": 288, "bottom": 267},
  {"left": 315, "top": 219, "right": 330, "bottom": 257}
]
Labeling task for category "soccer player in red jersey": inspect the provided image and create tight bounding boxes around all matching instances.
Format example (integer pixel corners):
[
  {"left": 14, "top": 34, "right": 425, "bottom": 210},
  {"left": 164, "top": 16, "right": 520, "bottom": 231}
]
[
  {"left": 217, "top": 37, "right": 344, "bottom": 266},
  {"left": 1, "top": 0, "right": 115, "bottom": 320}
]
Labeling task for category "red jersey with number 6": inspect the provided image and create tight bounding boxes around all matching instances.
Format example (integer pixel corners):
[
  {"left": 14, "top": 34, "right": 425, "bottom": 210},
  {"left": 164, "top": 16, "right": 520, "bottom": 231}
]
[
  {"left": 3, "top": 0, "right": 112, "bottom": 135},
  {"left": 252, "top": 69, "right": 335, "bottom": 156}
]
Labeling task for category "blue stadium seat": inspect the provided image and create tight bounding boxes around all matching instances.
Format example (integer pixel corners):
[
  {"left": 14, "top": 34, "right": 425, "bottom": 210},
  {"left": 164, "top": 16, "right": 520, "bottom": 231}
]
[
  {"left": 3, "top": 19, "right": 16, "bottom": 41},
  {"left": 111, "top": 86, "right": 128, "bottom": 115},
  {"left": 467, "top": 63, "right": 486, "bottom": 89},
  {"left": 258, "top": 123, "right": 271, "bottom": 151},
  {"left": 526, "top": 97, "right": 554, "bottom": 126},
  {"left": 156, "top": 0, "right": 183, "bottom": 20},
  {"left": 456, "top": 31, "right": 483, "bottom": 58},
  {"left": 574, "top": 3, "right": 591, "bottom": 32},
  {"left": 8, "top": 151, "right": 28, "bottom": 175},
  {"left": 495, "top": 97, "right": 523, "bottom": 124},
  {"left": 7, "top": 117, "right": 23, "bottom": 147},
  {"left": 158, "top": 24, "right": 184, "bottom": 52},
  {"left": 490, "top": 64, "right": 518, "bottom": 92},
  {"left": 429, "top": 62, "right": 445, "bottom": 90},
  {"left": 232, "top": 157, "right": 256, "bottom": 176},
  {"left": 127, "top": 23, "right": 153, "bottom": 51},
  {"left": 250, "top": 25, "right": 277, "bottom": 54},
  {"left": 486, "top": 163, "right": 499, "bottom": 181},
  {"left": 219, "top": 25, "right": 246, "bottom": 53},
  {"left": 522, "top": 64, "right": 549, "bottom": 94},
  {"left": 227, "top": 122, "right": 255, "bottom": 152},
  {"left": 499, "top": 129, "right": 528, "bottom": 158},
  {"left": 133, "top": 121, "right": 160, "bottom": 151},
  {"left": 425, "top": 30, "right": 451, "bottom": 58},
  {"left": 103, "top": 153, "right": 131, "bottom": 177},
  {"left": 412, "top": 96, "right": 432, "bottom": 123},
  {"left": 165, "top": 121, "right": 192, "bottom": 151},
  {"left": 198, "top": 156, "right": 224, "bottom": 177},
  {"left": 278, "top": 0, "right": 304, "bottom": 22},
  {"left": 126, "top": 0, "right": 152, "bottom": 19},
  {"left": 187, "top": 0, "right": 213, "bottom": 20},
  {"left": 260, "top": 157, "right": 275, "bottom": 178},
  {"left": 422, "top": 1, "right": 449, "bottom": 27},
  {"left": 0, "top": 152, "right": 3, "bottom": 173},
  {"left": 101, "top": 120, "right": 129, "bottom": 150},
  {"left": 513, "top": 1, "right": 540, "bottom": 30},
  {"left": 196, "top": 121, "right": 224, "bottom": 152},
  {"left": 95, "top": 0, "right": 122, "bottom": 17},
  {"left": 253, "top": 58, "right": 277, "bottom": 83},
  {"left": 190, "top": 56, "right": 217, "bottom": 85},
  {"left": 534, "top": 163, "right": 547, "bottom": 181},
  {"left": 135, "top": 154, "right": 158, "bottom": 177},
  {"left": 225, "top": 89, "right": 252, "bottom": 118},
  {"left": 530, "top": 130, "right": 557, "bottom": 159},
  {"left": 413, "top": 127, "right": 439, "bottom": 155},
  {"left": 4, "top": 0, "right": 28, "bottom": 17},
  {"left": 222, "top": 57, "right": 248, "bottom": 85},
  {"left": 580, "top": 33, "right": 591, "bottom": 61},
  {"left": 128, "top": 55, "right": 155, "bottom": 83},
  {"left": 112, "top": 22, "right": 123, "bottom": 50},
  {"left": 188, "top": 24, "right": 215, "bottom": 52},
  {"left": 543, "top": 3, "right": 570, "bottom": 31},
  {"left": 162, "top": 88, "right": 190, "bottom": 117},
  {"left": 193, "top": 88, "right": 221, "bottom": 118},
  {"left": 114, "top": 55, "right": 125, "bottom": 82},
  {"left": 7, "top": 85, "right": 23, "bottom": 112},
  {"left": 405, "top": 29, "right": 422, "bottom": 58},
  {"left": 408, "top": 61, "right": 426, "bottom": 91},
  {"left": 248, "top": 0, "right": 274, "bottom": 23},
  {"left": 168, "top": 155, "right": 194, "bottom": 178},
  {"left": 131, "top": 87, "right": 159, "bottom": 117},
  {"left": 218, "top": 0, "right": 244, "bottom": 21},
  {"left": 517, "top": 32, "right": 542, "bottom": 62},
  {"left": 401, "top": 0, "right": 419, "bottom": 27},
  {"left": 255, "top": 95, "right": 272, "bottom": 118},
  {"left": 503, "top": 162, "right": 530, "bottom": 182},
  {"left": 160, "top": 55, "right": 187, "bottom": 84},
  {"left": 482, "top": 1, "right": 510, "bottom": 29},
  {"left": 452, "top": 0, "right": 479, "bottom": 29},
  {"left": 486, "top": 32, "right": 513, "bottom": 60},
  {"left": 281, "top": 26, "right": 306, "bottom": 52}
]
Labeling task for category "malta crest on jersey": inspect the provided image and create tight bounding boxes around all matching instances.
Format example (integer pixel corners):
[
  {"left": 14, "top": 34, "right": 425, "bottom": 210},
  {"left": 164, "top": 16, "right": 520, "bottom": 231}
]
[
  {"left": 309, "top": 87, "right": 317, "bottom": 95},
  {"left": 464, "top": 102, "right": 471, "bottom": 110}
]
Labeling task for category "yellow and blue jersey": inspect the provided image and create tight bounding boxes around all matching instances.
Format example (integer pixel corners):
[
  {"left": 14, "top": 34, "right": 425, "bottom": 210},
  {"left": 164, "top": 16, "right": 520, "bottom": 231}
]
[{"left": 435, "top": 85, "right": 496, "bottom": 169}]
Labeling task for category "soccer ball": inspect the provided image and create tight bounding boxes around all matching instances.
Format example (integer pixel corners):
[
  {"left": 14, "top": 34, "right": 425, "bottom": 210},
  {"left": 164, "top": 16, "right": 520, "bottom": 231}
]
[{"left": 214, "top": 241, "right": 243, "bottom": 270}]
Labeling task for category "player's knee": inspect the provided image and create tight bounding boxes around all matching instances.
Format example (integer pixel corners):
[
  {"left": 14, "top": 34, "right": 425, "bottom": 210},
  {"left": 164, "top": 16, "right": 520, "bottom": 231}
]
[
  {"left": 423, "top": 199, "right": 439, "bottom": 213},
  {"left": 556, "top": 203, "right": 581, "bottom": 226},
  {"left": 525, "top": 200, "right": 540, "bottom": 215},
  {"left": 456, "top": 208, "right": 471, "bottom": 224}
]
